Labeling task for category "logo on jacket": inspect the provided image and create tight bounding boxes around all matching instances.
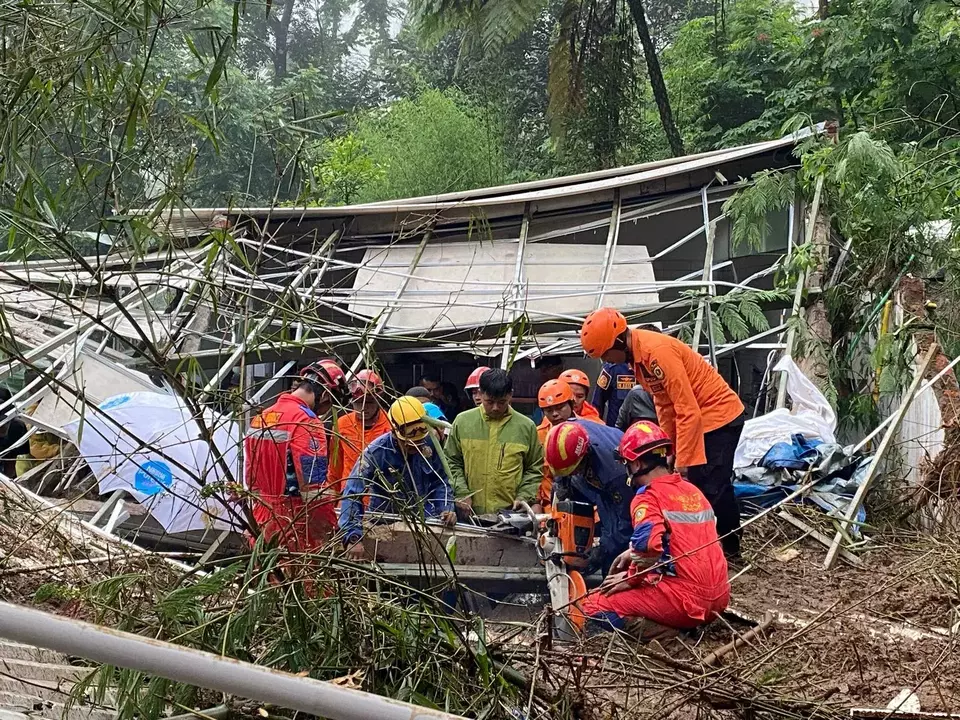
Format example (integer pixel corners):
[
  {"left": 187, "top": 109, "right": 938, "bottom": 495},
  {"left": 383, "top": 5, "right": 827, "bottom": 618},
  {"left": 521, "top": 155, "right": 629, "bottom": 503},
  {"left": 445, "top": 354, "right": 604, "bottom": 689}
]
[
  {"left": 596, "top": 373, "right": 609, "bottom": 389},
  {"left": 308, "top": 437, "right": 321, "bottom": 452},
  {"left": 633, "top": 505, "right": 647, "bottom": 524}
]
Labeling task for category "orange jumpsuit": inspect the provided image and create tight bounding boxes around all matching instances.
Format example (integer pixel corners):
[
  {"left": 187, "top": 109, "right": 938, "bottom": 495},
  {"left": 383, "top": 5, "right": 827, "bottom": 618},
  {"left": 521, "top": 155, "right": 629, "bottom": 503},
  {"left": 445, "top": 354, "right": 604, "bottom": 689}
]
[
  {"left": 582, "top": 472, "right": 729, "bottom": 632},
  {"left": 328, "top": 410, "right": 392, "bottom": 494},
  {"left": 579, "top": 401, "right": 602, "bottom": 423},
  {"left": 629, "top": 329, "right": 745, "bottom": 556},
  {"left": 629, "top": 329, "right": 743, "bottom": 468},
  {"left": 244, "top": 393, "right": 336, "bottom": 551}
]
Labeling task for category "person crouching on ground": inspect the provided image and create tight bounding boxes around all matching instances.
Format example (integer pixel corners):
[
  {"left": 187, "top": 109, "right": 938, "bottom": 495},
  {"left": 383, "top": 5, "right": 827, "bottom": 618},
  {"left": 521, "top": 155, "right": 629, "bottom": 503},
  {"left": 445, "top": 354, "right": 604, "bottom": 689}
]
[
  {"left": 339, "top": 397, "right": 456, "bottom": 560},
  {"left": 580, "top": 420, "right": 729, "bottom": 638}
]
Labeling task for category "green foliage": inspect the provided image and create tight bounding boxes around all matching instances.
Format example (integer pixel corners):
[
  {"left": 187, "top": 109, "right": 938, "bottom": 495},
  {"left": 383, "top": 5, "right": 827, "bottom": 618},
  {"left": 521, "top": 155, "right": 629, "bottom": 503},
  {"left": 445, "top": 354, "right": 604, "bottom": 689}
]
[
  {"left": 723, "top": 170, "right": 797, "bottom": 251},
  {"left": 307, "top": 134, "right": 385, "bottom": 205},
  {"left": 351, "top": 89, "right": 507, "bottom": 201},
  {"left": 677, "top": 288, "right": 786, "bottom": 345},
  {"left": 70, "top": 547, "right": 530, "bottom": 720},
  {"left": 662, "top": 0, "right": 804, "bottom": 150}
]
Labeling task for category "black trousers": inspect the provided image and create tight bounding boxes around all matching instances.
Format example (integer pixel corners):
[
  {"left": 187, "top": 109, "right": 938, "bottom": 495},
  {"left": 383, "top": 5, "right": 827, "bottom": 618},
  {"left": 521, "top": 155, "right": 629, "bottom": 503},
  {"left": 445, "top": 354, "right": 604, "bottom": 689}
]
[{"left": 687, "top": 418, "right": 743, "bottom": 557}]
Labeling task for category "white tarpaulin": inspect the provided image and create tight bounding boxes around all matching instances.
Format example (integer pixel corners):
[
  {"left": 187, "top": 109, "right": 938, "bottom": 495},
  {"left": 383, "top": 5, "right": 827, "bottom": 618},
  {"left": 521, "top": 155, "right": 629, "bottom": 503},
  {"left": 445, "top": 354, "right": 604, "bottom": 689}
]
[
  {"left": 64, "top": 392, "right": 240, "bottom": 533},
  {"left": 734, "top": 357, "right": 838, "bottom": 469}
]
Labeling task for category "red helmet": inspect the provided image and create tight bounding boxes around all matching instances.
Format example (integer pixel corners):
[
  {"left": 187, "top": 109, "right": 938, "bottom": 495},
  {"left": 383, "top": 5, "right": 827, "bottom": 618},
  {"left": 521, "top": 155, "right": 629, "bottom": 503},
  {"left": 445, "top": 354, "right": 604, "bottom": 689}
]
[
  {"left": 464, "top": 367, "right": 491, "bottom": 391},
  {"left": 349, "top": 369, "right": 383, "bottom": 399},
  {"left": 538, "top": 379, "right": 573, "bottom": 408},
  {"left": 619, "top": 421, "right": 672, "bottom": 463},
  {"left": 580, "top": 308, "right": 628, "bottom": 358},
  {"left": 544, "top": 422, "right": 590, "bottom": 477},
  {"left": 559, "top": 368, "right": 591, "bottom": 390},
  {"left": 301, "top": 359, "right": 347, "bottom": 394}
]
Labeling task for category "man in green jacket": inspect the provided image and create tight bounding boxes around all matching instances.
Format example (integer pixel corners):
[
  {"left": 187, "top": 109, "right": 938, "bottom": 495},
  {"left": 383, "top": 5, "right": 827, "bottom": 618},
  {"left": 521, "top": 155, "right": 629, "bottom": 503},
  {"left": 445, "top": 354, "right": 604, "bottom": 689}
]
[{"left": 445, "top": 369, "right": 544, "bottom": 516}]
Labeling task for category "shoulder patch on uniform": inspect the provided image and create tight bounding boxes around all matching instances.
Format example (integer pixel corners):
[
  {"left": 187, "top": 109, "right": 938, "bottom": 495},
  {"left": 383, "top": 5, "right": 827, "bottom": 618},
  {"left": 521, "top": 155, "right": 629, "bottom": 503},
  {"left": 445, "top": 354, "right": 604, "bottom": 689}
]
[
  {"left": 596, "top": 373, "right": 610, "bottom": 389},
  {"left": 650, "top": 360, "right": 665, "bottom": 381},
  {"left": 633, "top": 505, "right": 647, "bottom": 524}
]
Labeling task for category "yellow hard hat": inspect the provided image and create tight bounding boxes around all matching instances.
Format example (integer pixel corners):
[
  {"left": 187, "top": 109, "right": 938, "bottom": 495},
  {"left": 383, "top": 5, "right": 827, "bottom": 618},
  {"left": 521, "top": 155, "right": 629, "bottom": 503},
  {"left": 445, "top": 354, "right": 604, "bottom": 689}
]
[{"left": 388, "top": 396, "right": 429, "bottom": 441}]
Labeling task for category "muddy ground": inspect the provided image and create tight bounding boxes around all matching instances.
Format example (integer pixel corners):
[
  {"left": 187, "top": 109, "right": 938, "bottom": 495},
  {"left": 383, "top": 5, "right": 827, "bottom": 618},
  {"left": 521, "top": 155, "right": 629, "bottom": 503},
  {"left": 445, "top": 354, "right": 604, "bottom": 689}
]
[
  {"left": 484, "top": 510, "right": 960, "bottom": 718},
  {"left": 3, "top": 480, "right": 959, "bottom": 719}
]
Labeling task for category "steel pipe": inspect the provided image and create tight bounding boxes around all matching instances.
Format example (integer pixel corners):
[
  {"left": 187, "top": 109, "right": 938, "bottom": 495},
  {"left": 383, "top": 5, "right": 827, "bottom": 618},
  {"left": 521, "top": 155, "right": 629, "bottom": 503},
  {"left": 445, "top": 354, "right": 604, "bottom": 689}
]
[{"left": 0, "top": 602, "right": 466, "bottom": 720}]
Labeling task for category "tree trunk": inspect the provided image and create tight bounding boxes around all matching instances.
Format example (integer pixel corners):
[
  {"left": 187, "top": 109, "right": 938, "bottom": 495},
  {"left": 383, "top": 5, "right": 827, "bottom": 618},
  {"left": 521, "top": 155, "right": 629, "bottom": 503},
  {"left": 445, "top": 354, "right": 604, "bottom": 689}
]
[
  {"left": 624, "top": 0, "right": 685, "bottom": 157},
  {"left": 268, "top": 0, "right": 295, "bottom": 82},
  {"left": 797, "top": 210, "right": 832, "bottom": 393}
]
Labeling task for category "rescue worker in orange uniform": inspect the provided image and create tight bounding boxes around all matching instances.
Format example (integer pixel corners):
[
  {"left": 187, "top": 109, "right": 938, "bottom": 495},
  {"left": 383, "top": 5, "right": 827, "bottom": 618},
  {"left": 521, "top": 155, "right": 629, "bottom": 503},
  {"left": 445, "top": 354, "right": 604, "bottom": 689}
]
[
  {"left": 311, "top": 359, "right": 350, "bottom": 482},
  {"left": 328, "top": 369, "right": 392, "bottom": 494},
  {"left": 581, "top": 421, "right": 729, "bottom": 636},
  {"left": 536, "top": 379, "right": 603, "bottom": 506},
  {"left": 559, "top": 369, "right": 603, "bottom": 422},
  {"left": 243, "top": 363, "right": 338, "bottom": 552},
  {"left": 464, "top": 367, "right": 491, "bottom": 407},
  {"left": 580, "top": 308, "right": 745, "bottom": 557}
]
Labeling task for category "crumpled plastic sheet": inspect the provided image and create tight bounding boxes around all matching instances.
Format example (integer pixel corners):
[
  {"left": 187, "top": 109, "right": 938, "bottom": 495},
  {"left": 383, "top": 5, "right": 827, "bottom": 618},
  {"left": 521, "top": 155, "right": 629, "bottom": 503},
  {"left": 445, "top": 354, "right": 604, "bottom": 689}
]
[
  {"left": 734, "top": 442, "right": 870, "bottom": 532},
  {"left": 735, "top": 356, "right": 837, "bottom": 469}
]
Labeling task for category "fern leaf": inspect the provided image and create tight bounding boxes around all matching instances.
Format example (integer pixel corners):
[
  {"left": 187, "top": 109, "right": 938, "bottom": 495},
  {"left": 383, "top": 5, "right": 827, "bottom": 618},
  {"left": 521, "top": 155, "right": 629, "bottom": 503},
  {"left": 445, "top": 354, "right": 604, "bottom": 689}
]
[
  {"left": 723, "top": 170, "right": 796, "bottom": 251},
  {"left": 709, "top": 311, "right": 726, "bottom": 345},
  {"left": 717, "top": 302, "right": 749, "bottom": 341},
  {"left": 546, "top": 0, "right": 583, "bottom": 141},
  {"left": 738, "top": 298, "right": 770, "bottom": 332}
]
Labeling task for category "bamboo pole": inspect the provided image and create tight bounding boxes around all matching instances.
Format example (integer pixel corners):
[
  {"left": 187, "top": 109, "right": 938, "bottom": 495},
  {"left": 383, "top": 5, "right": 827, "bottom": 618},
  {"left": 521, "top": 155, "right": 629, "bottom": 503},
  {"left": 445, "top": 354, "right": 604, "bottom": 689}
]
[
  {"left": 776, "top": 174, "right": 824, "bottom": 408},
  {"left": 702, "top": 611, "right": 775, "bottom": 667},
  {"left": 500, "top": 204, "right": 531, "bottom": 370},
  {"left": 823, "top": 343, "right": 939, "bottom": 569},
  {"left": 0, "top": 602, "right": 467, "bottom": 720}
]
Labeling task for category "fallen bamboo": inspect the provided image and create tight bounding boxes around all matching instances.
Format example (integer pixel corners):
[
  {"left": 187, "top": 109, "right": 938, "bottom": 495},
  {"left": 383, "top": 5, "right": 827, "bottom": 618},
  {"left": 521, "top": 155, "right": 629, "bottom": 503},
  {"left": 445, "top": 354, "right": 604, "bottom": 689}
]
[
  {"left": 702, "top": 611, "right": 775, "bottom": 667},
  {"left": 824, "top": 344, "right": 938, "bottom": 569},
  {"left": 776, "top": 511, "right": 862, "bottom": 567},
  {"left": 0, "top": 601, "right": 467, "bottom": 720}
]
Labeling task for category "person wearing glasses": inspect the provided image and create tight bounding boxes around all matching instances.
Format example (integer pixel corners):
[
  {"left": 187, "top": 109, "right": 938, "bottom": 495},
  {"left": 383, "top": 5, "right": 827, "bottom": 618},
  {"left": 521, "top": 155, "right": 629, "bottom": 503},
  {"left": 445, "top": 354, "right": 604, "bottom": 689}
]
[{"left": 339, "top": 396, "right": 456, "bottom": 560}]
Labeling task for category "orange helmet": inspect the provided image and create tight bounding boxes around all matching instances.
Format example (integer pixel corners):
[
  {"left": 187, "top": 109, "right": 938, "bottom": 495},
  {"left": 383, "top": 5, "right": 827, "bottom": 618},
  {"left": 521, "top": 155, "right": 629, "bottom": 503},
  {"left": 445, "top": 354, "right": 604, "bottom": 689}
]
[
  {"left": 559, "top": 368, "right": 590, "bottom": 390},
  {"left": 618, "top": 421, "right": 672, "bottom": 463},
  {"left": 349, "top": 369, "right": 383, "bottom": 399},
  {"left": 465, "top": 367, "right": 491, "bottom": 391},
  {"left": 580, "top": 308, "right": 628, "bottom": 358},
  {"left": 538, "top": 379, "right": 574, "bottom": 408},
  {"left": 544, "top": 421, "right": 590, "bottom": 477},
  {"left": 301, "top": 359, "right": 347, "bottom": 394}
]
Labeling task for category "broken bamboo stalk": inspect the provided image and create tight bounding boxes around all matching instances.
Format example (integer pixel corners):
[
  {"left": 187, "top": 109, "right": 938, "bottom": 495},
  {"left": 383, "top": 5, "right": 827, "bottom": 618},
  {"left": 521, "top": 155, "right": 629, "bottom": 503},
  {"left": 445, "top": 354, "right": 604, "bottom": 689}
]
[
  {"left": 702, "top": 611, "right": 775, "bottom": 667},
  {"left": 776, "top": 510, "right": 861, "bottom": 567},
  {"left": 824, "top": 343, "right": 939, "bottom": 569}
]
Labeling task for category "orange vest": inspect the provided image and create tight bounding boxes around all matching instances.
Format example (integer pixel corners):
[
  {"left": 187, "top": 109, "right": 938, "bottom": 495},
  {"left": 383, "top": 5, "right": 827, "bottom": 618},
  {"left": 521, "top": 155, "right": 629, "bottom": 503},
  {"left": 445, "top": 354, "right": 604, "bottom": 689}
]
[
  {"left": 630, "top": 329, "right": 743, "bottom": 468},
  {"left": 579, "top": 401, "right": 602, "bottom": 422},
  {"left": 328, "top": 410, "right": 392, "bottom": 494}
]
